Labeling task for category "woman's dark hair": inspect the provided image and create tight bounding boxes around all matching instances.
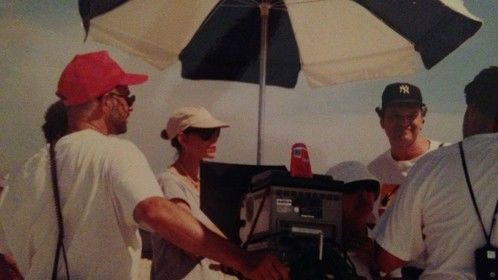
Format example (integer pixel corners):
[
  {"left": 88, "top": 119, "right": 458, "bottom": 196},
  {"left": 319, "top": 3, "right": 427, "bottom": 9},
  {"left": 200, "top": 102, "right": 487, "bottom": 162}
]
[
  {"left": 170, "top": 137, "right": 181, "bottom": 151},
  {"left": 42, "top": 101, "right": 68, "bottom": 144}
]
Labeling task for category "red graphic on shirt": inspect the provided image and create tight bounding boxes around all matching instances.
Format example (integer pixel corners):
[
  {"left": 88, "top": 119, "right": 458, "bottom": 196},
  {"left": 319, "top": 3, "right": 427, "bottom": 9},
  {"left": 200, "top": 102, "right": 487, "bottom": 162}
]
[{"left": 378, "top": 183, "right": 400, "bottom": 216}]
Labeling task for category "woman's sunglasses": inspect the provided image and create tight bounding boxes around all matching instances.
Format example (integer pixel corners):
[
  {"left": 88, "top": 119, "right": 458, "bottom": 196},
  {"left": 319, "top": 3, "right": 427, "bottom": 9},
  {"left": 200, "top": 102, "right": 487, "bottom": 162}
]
[{"left": 184, "top": 127, "right": 220, "bottom": 141}]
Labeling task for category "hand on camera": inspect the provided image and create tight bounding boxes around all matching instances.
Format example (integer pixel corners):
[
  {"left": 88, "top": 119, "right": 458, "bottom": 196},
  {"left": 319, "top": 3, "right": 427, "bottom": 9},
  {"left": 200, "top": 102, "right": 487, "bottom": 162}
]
[{"left": 239, "top": 251, "right": 289, "bottom": 280}]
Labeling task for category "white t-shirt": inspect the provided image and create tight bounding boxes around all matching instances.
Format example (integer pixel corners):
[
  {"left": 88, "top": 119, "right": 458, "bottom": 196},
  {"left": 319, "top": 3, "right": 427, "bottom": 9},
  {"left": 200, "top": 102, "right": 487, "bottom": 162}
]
[
  {"left": 368, "top": 139, "right": 446, "bottom": 218},
  {"left": 0, "top": 130, "right": 163, "bottom": 279},
  {"left": 151, "top": 168, "right": 235, "bottom": 280},
  {"left": 368, "top": 139, "right": 446, "bottom": 276},
  {"left": 372, "top": 133, "right": 498, "bottom": 280}
]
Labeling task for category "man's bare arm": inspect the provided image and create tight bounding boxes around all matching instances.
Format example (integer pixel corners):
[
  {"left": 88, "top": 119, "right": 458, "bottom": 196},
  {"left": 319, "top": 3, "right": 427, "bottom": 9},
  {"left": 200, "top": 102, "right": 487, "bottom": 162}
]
[
  {"left": 0, "top": 254, "right": 23, "bottom": 279},
  {"left": 375, "top": 241, "right": 407, "bottom": 275},
  {"left": 134, "top": 196, "right": 289, "bottom": 280},
  {"left": 170, "top": 198, "right": 227, "bottom": 239}
]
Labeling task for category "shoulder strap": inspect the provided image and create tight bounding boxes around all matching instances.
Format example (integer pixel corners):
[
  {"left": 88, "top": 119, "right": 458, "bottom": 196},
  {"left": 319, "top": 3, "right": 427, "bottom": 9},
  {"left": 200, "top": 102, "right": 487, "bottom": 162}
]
[
  {"left": 458, "top": 141, "right": 491, "bottom": 245},
  {"left": 49, "top": 143, "right": 70, "bottom": 280}
]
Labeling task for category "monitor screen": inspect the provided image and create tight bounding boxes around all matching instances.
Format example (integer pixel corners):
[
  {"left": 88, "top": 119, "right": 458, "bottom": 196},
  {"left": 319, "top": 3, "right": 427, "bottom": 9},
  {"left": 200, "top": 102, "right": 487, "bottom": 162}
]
[{"left": 200, "top": 161, "right": 287, "bottom": 244}]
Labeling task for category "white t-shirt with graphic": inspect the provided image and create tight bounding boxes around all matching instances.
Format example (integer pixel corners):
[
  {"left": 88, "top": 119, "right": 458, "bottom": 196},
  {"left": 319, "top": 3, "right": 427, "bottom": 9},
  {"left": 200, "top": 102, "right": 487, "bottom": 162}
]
[
  {"left": 368, "top": 140, "right": 446, "bottom": 218},
  {"left": 367, "top": 139, "right": 446, "bottom": 276}
]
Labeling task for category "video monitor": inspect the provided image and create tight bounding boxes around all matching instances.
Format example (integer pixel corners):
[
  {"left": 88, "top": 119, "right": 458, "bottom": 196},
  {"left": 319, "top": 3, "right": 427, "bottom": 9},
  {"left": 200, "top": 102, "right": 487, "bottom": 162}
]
[{"left": 200, "top": 161, "right": 287, "bottom": 244}]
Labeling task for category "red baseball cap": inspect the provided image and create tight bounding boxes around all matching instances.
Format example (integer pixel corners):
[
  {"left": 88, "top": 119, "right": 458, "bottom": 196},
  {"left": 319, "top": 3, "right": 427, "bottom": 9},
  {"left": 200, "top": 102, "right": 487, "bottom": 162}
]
[{"left": 56, "top": 51, "right": 148, "bottom": 106}]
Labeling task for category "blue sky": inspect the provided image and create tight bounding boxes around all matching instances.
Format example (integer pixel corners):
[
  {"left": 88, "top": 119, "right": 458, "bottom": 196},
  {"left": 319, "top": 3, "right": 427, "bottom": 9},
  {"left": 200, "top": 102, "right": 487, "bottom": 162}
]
[{"left": 1, "top": 0, "right": 497, "bottom": 177}]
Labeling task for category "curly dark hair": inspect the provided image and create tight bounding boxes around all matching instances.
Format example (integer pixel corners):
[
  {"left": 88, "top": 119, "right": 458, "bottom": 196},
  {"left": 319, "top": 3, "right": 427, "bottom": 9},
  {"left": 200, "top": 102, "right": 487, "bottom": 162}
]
[
  {"left": 464, "top": 66, "right": 498, "bottom": 119},
  {"left": 42, "top": 100, "right": 68, "bottom": 144}
]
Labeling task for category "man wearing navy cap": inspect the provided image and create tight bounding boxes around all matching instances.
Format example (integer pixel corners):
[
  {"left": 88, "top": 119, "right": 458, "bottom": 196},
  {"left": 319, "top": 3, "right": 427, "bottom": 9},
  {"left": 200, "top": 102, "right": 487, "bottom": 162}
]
[
  {"left": 367, "top": 82, "right": 447, "bottom": 279},
  {"left": 373, "top": 67, "right": 498, "bottom": 279},
  {"left": 368, "top": 83, "right": 447, "bottom": 216}
]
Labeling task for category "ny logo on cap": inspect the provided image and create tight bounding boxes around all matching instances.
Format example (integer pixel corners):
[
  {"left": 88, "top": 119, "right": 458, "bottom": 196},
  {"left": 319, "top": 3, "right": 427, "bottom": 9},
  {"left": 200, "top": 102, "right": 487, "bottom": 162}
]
[{"left": 399, "top": 85, "right": 410, "bottom": 94}]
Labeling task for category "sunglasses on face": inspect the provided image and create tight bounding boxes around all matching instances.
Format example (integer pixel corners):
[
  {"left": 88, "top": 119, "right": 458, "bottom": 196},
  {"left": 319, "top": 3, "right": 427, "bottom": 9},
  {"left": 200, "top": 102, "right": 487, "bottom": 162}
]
[
  {"left": 184, "top": 127, "right": 220, "bottom": 141},
  {"left": 343, "top": 181, "right": 379, "bottom": 196},
  {"left": 111, "top": 93, "right": 135, "bottom": 107}
]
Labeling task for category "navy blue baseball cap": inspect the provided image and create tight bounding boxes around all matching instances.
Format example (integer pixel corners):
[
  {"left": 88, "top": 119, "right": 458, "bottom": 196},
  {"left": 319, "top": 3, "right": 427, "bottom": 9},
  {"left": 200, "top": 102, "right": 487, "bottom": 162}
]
[{"left": 381, "top": 82, "right": 424, "bottom": 107}]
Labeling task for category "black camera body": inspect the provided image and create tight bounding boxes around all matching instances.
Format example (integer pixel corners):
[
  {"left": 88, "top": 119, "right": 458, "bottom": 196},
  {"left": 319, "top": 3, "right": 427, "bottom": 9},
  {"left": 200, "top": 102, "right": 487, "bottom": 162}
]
[{"left": 475, "top": 245, "right": 498, "bottom": 280}]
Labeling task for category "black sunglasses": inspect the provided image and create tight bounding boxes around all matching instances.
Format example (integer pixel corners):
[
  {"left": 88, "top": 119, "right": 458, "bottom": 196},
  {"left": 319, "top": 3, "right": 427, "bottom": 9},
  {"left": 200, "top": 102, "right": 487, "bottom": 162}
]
[
  {"left": 111, "top": 92, "right": 135, "bottom": 107},
  {"left": 184, "top": 127, "right": 220, "bottom": 141},
  {"left": 343, "top": 181, "right": 379, "bottom": 196}
]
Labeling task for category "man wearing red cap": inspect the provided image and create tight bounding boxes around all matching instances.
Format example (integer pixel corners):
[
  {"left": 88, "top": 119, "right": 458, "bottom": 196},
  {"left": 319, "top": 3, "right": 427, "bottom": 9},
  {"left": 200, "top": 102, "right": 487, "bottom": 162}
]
[{"left": 0, "top": 51, "right": 288, "bottom": 280}]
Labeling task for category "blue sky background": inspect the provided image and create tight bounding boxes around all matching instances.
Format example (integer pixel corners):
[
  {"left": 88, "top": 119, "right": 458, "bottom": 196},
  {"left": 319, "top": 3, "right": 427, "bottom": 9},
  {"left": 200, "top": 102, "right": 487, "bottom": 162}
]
[{"left": 1, "top": 1, "right": 497, "bottom": 177}]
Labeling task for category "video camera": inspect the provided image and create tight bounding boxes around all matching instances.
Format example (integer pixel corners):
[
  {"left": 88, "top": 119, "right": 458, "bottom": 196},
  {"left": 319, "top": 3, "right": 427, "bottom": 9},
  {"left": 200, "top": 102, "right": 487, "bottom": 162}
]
[{"left": 200, "top": 162, "right": 357, "bottom": 279}]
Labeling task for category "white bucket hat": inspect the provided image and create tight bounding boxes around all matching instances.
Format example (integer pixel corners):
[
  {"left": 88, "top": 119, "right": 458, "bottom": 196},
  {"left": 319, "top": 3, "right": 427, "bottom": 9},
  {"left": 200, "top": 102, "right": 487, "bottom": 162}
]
[
  {"left": 161, "top": 106, "right": 229, "bottom": 140},
  {"left": 326, "top": 161, "right": 379, "bottom": 199}
]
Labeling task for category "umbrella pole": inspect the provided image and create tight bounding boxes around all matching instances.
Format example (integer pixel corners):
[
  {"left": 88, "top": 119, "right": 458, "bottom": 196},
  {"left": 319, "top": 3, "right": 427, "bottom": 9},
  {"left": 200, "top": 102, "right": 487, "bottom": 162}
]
[{"left": 257, "top": 1, "right": 270, "bottom": 165}]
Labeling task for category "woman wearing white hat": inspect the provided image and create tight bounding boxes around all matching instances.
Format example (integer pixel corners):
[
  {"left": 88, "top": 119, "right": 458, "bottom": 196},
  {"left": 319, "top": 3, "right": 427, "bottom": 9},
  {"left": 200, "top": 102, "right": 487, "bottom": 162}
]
[{"left": 150, "top": 106, "right": 234, "bottom": 280}]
